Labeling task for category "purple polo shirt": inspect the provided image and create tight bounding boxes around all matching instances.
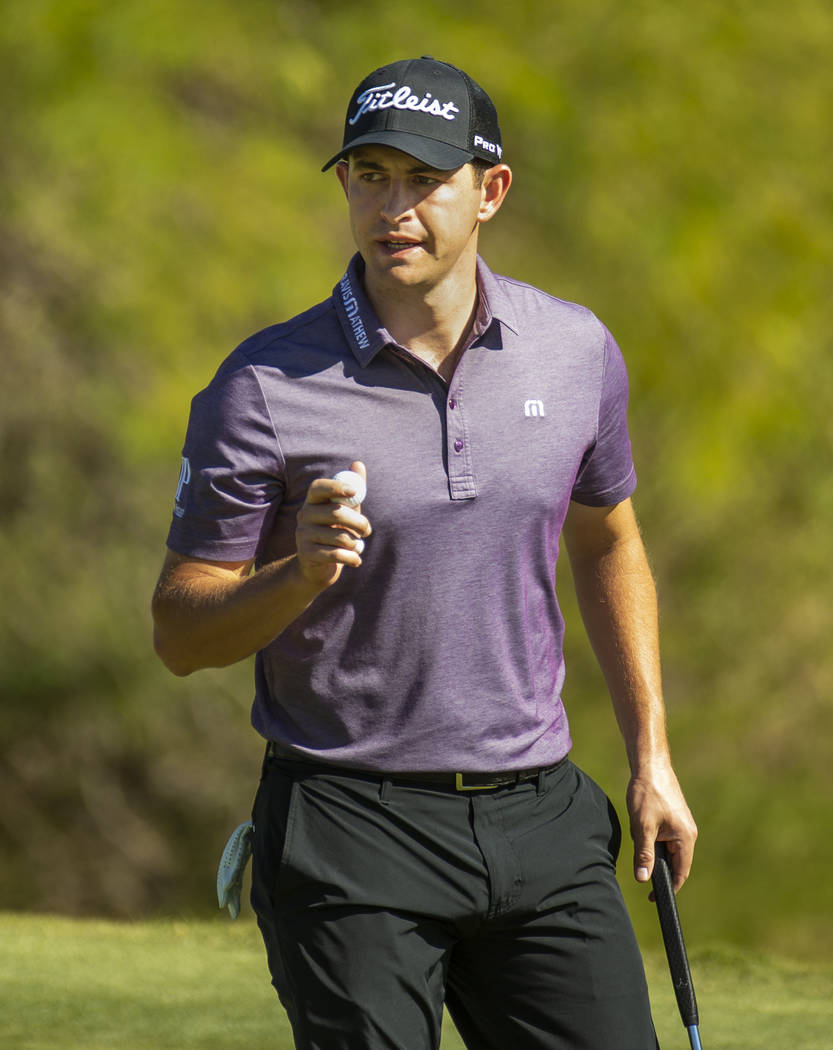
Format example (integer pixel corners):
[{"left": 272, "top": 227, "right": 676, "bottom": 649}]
[{"left": 167, "top": 254, "right": 636, "bottom": 771}]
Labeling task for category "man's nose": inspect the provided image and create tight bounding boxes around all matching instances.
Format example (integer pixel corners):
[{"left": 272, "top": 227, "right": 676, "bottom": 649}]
[{"left": 380, "top": 180, "right": 413, "bottom": 224}]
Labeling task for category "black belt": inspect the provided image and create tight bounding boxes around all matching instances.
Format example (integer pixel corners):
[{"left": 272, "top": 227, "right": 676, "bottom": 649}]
[
  {"left": 386, "top": 760, "right": 568, "bottom": 792},
  {"left": 266, "top": 746, "right": 568, "bottom": 792}
]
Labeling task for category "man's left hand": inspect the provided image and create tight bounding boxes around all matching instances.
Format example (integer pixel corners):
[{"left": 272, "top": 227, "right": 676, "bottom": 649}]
[{"left": 627, "top": 762, "right": 698, "bottom": 893}]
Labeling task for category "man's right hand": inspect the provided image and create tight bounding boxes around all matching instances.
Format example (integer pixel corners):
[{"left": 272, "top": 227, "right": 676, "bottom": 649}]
[
  {"left": 152, "top": 461, "right": 371, "bottom": 676},
  {"left": 295, "top": 461, "right": 371, "bottom": 589}
]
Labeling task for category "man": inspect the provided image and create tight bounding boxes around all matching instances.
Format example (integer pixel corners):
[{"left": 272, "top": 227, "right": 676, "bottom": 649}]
[{"left": 153, "top": 56, "right": 697, "bottom": 1050}]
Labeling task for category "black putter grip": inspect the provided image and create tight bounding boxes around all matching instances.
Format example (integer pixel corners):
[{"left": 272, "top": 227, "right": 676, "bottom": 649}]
[{"left": 652, "top": 842, "right": 699, "bottom": 1028}]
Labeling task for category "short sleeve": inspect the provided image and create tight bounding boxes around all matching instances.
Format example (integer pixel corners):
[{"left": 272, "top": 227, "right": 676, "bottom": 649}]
[
  {"left": 570, "top": 324, "right": 637, "bottom": 506},
  {"left": 165, "top": 353, "right": 285, "bottom": 560}
]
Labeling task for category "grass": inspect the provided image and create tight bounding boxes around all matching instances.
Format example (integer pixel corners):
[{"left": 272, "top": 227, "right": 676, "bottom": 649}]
[{"left": 2, "top": 913, "right": 832, "bottom": 1049}]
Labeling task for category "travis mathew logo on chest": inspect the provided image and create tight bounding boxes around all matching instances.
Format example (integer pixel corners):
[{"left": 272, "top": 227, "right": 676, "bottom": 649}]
[{"left": 348, "top": 82, "right": 461, "bottom": 125}]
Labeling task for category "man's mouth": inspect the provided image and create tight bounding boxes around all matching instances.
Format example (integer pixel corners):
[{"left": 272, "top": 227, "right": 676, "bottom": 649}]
[{"left": 380, "top": 239, "right": 422, "bottom": 254}]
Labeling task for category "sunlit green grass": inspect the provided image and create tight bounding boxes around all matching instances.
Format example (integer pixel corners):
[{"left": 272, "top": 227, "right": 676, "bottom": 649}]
[{"left": 2, "top": 914, "right": 832, "bottom": 1049}]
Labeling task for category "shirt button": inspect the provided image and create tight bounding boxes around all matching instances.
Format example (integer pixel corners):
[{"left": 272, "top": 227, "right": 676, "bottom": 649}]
[
  {"left": 449, "top": 398, "right": 457, "bottom": 410},
  {"left": 453, "top": 439, "right": 464, "bottom": 453}
]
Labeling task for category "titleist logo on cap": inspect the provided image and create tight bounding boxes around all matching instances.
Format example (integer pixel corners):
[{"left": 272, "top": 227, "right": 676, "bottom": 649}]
[
  {"left": 321, "top": 57, "right": 503, "bottom": 172},
  {"left": 348, "top": 82, "right": 461, "bottom": 125}
]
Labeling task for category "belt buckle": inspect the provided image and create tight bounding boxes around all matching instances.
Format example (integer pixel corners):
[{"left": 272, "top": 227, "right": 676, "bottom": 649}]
[{"left": 455, "top": 772, "right": 501, "bottom": 792}]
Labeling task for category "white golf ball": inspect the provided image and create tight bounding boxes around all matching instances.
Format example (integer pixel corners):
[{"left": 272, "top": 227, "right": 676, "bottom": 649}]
[{"left": 332, "top": 469, "right": 366, "bottom": 507}]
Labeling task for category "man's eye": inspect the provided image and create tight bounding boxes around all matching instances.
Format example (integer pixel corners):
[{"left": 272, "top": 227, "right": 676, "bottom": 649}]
[{"left": 414, "top": 175, "right": 439, "bottom": 186}]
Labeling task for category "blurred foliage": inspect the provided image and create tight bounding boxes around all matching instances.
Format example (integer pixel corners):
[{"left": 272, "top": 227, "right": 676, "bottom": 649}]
[{"left": 1, "top": 0, "right": 831, "bottom": 960}]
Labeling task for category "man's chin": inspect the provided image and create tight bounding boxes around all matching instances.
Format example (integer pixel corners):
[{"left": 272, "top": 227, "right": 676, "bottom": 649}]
[{"left": 367, "top": 258, "right": 432, "bottom": 290}]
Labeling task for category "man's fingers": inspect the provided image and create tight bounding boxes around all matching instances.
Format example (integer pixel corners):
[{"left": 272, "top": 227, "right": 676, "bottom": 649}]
[
  {"left": 294, "top": 466, "right": 371, "bottom": 587},
  {"left": 298, "top": 482, "right": 371, "bottom": 542},
  {"left": 306, "top": 463, "right": 368, "bottom": 512},
  {"left": 294, "top": 534, "right": 362, "bottom": 589},
  {"left": 636, "top": 834, "right": 696, "bottom": 895},
  {"left": 298, "top": 525, "right": 366, "bottom": 560},
  {"left": 306, "top": 477, "right": 356, "bottom": 505},
  {"left": 634, "top": 831, "right": 656, "bottom": 885},
  {"left": 663, "top": 836, "right": 696, "bottom": 892},
  {"left": 303, "top": 501, "right": 370, "bottom": 531}
]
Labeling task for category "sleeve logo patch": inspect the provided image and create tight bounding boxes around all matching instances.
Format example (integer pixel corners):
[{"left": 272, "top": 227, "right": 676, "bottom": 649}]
[{"left": 173, "top": 456, "right": 191, "bottom": 517}]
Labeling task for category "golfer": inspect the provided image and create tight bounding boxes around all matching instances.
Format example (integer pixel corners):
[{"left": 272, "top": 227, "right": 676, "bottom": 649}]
[{"left": 152, "top": 56, "right": 697, "bottom": 1049}]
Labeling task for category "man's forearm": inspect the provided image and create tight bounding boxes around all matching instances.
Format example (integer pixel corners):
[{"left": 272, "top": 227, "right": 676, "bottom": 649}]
[
  {"left": 152, "top": 554, "right": 323, "bottom": 676},
  {"left": 568, "top": 525, "right": 670, "bottom": 773},
  {"left": 563, "top": 499, "right": 698, "bottom": 887}
]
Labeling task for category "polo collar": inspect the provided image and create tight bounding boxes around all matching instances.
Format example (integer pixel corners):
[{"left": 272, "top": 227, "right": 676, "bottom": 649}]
[
  {"left": 474, "top": 255, "right": 519, "bottom": 337},
  {"left": 332, "top": 256, "right": 387, "bottom": 367},
  {"left": 332, "top": 253, "right": 519, "bottom": 366}
]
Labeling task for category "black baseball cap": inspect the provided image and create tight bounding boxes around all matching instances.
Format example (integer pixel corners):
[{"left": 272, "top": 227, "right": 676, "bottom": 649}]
[{"left": 322, "top": 56, "right": 503, "bottom": 172}]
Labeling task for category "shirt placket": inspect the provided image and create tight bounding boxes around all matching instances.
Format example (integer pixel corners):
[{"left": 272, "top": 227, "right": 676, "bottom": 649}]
[
  {"left": 387, "top": 341, "right": 481, "bottom": 502},
  {"left": 446, "top": 382, "right": 477, "bottom": 500}
]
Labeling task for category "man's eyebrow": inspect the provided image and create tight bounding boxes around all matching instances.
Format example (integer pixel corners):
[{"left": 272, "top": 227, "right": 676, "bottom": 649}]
[
  {"left": 351, "top": 159, "right": 385, "bottom": 171},
  {"left": 351, "top": 157, "right": 444, "bottom": 176}
]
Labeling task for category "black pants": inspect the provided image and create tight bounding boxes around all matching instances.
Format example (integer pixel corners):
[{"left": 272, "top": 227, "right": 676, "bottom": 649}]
[{"left": 250, "top": 756, "right": 659, "bottom": 1050}]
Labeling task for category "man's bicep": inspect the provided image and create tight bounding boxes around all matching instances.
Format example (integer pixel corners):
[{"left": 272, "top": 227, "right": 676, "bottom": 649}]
[{"left": 562, "top": 498, "right": 641, "bottom": 561}]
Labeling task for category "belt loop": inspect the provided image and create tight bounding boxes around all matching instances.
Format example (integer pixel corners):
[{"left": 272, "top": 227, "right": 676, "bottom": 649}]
[
  {"left": 536, "top": 768, "right": 546, "bottom": 796},
  {"left": 379, "top": 777, "right": 392, "bottom": 806},
  {"left": 260, "top": 742, "right": 274, "bottom": 782}
]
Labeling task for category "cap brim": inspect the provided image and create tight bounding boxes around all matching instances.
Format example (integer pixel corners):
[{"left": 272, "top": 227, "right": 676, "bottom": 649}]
[{"left": 321, "top": 131, "right": 474, "bottom": 172}]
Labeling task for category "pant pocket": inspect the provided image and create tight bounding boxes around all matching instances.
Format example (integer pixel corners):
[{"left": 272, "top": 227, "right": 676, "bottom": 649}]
[{"left": 251, "top": 764, "right": 298, "bottom": 910}]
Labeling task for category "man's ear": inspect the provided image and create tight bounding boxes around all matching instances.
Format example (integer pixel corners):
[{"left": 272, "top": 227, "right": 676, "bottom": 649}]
[
  {"left": 478, "top": 165, "right": 512, "bottom": 224},
  {"left": 335, "top": 160, "right": 350, "bottom": 200}
]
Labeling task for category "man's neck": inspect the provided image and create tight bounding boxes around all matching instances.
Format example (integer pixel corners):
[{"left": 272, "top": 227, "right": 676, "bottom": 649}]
[{"left": 364, "top": 263, "right": 479, "bottom": 383}]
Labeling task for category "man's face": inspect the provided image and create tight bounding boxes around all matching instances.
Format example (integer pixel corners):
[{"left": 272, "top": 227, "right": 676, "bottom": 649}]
[{"left": 336, "top": 145, "right": 498, "bottom": 298}]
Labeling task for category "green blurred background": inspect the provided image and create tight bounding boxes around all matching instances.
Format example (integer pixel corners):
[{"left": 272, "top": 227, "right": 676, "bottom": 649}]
[{"left": 2, "top": 0, "right": 831, "bottom": 964}]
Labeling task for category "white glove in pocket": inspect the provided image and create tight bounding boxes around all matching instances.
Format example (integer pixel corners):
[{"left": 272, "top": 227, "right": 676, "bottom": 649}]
[{"left": 216, "top": 820, "right": 254, "bottom": 919}]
